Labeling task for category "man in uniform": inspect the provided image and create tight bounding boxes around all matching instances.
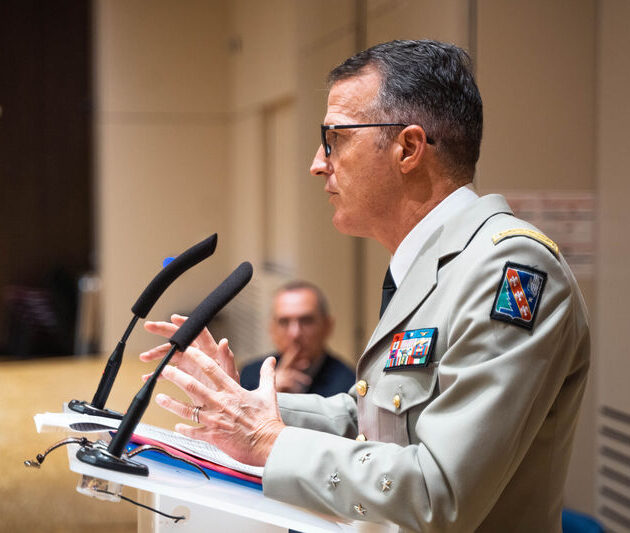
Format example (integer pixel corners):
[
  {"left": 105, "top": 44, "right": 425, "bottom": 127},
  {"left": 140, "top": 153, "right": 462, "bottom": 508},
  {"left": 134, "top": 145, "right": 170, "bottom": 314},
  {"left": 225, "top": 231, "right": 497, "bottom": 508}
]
[
  {"left": 142, "top": 40, "right": 589, "bottom": 532},
  {"left": 239, "top": 280, "right": 354, "bottom": 396}
]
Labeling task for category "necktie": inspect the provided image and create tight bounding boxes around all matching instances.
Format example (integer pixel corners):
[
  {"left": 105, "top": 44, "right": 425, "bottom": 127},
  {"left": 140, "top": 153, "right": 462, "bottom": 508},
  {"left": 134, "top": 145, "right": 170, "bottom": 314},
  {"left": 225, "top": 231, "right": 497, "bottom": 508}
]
[{"left": 379, "top": 267, "right": 397, "bottom": 318}]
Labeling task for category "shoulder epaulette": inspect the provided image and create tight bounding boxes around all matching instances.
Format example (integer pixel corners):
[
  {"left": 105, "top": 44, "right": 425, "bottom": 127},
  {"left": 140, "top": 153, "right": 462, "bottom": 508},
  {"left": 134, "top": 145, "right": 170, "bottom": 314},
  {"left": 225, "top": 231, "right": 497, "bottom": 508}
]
[{"left": 492, "top": 228, "right": 559, "bottom": 257}]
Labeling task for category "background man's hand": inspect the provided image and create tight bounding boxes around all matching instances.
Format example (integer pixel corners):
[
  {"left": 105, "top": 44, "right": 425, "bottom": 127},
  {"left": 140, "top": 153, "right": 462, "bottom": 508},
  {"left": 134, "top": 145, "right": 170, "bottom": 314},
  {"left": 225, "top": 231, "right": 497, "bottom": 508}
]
[{"left": 274, "top": 345, "right": 313, "bottom": 393}]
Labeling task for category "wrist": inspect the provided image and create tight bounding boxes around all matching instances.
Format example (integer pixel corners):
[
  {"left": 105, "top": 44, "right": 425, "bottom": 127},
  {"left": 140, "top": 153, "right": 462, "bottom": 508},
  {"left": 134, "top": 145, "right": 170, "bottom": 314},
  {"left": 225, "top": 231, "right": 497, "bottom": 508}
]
[{"left": 252, "top": 419, "right": 285, "bottom": 466}]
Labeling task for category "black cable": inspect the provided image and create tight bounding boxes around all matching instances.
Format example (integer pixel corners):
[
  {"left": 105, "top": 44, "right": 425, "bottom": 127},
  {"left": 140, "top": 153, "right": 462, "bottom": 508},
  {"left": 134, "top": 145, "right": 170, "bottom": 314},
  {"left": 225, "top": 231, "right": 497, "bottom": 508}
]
[
  {"left": 25, "top": 437, "right": 194, "bottom": 522},
  {"left": 24, "top": 437, "right": 90, "bottom": 468},
  {"left": 94, "top": 489, "right": 185, "bottom": 523}
]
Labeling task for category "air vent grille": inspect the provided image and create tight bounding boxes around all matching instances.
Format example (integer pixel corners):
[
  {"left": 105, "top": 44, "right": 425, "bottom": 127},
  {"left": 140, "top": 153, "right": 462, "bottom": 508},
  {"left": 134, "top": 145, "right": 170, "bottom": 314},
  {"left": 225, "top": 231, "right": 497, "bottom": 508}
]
[{"left": 598, "top": 405, "right": 630, "bottom": 531}]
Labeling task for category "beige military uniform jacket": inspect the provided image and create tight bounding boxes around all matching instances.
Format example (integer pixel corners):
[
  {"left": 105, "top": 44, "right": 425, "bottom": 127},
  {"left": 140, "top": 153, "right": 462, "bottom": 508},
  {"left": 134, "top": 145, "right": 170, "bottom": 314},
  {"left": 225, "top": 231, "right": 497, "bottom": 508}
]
[{"left": 263, "top": 194, "right": 590, "bottom": 532}]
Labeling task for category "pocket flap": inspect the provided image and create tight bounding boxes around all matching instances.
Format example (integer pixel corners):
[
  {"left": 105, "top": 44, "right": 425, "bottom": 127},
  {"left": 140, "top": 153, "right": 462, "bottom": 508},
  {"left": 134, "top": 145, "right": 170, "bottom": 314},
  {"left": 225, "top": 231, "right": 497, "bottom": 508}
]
[{"left": 371, "top": 366, "right": 438, "bottom": 414}]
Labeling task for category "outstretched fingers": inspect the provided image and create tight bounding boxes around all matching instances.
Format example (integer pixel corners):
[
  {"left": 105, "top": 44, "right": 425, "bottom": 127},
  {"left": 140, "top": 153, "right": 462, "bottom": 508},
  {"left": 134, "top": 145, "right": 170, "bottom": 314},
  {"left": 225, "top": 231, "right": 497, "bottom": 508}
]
[
  {"left": 176, "top": 345, "right": 238, "bottom": 392},
  {"left": 153, "top": 354, "right": 284, "bottom": 467},
  {"left": 171, "top": 314, "right": 217, "bottom": 353},
  {"left": 155, "top": 392, "right": 201, "bottom": 425},
  {"left": 139, "top": 342, "right": 172, "bottom": 362},
  {"left": 167, "top": 315, "right": 237, "bottom": 381},
  {"left": 143, "top": 315, "right": 240, "bottom": 384},
  {"left": 158, "top": 364, "right": 224, "bottom": 409},
  {"left": 216, "top": 338, "right": 239, "bottom": 382},
  {"left": 143, "top": 319, "right": 199, "bottom": 349}
]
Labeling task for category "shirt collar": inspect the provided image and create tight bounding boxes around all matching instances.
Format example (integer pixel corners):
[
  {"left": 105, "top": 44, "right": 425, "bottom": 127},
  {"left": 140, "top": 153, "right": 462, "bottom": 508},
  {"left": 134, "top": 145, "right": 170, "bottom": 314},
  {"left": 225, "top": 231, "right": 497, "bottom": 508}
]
[{"left": 389, "top": 186, "right": 479, "bottom": 286}]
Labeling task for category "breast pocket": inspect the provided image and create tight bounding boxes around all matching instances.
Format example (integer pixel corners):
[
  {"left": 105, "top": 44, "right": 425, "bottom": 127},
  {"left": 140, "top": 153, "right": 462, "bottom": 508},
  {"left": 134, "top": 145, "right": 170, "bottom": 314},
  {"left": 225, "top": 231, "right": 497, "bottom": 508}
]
[{"left": 371, "top": 366, "right": 438, "bottom": 445}]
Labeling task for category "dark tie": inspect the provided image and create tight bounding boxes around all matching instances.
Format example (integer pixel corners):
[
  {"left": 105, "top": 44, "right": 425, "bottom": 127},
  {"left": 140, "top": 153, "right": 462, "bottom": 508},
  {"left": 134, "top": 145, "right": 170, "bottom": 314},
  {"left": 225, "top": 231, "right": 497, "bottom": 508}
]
[{"left": 379, "top": 267, "right": 397, "bottom": 318}]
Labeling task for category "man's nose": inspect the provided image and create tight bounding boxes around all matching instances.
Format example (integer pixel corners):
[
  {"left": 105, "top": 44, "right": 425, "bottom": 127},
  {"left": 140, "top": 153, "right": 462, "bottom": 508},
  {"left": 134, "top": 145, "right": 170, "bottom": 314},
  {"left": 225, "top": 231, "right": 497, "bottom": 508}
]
[
  {"left": 310, "top": 145, "right": 331, "bottom": 177},
  {"left": 287, "top": 320, "right": 302, "bottom": 338}
]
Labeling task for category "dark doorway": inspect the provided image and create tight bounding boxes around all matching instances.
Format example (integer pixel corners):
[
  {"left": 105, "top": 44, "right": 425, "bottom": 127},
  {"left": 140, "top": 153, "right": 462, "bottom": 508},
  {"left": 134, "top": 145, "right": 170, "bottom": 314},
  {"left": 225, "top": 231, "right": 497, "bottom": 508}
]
[{"left": 0, "top": 0, "right": 93, "bottom": 357}]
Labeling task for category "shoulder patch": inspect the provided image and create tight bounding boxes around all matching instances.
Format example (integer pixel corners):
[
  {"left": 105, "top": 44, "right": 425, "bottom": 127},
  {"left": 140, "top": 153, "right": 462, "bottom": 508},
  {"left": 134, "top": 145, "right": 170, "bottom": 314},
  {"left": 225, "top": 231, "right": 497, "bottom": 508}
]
[
  {"left": 491, "top": 262, "right": 547, "bottom": 330},
  {"left": 492, "top": 228, "right": 559, "bottom": 257}
]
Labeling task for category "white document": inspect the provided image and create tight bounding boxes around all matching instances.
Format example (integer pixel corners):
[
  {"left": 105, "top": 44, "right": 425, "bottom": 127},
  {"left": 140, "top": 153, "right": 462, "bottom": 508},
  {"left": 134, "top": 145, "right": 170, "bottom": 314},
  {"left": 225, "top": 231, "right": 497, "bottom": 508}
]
[{"left": 34, "top": 411, "right": 264, "bottom": 477}]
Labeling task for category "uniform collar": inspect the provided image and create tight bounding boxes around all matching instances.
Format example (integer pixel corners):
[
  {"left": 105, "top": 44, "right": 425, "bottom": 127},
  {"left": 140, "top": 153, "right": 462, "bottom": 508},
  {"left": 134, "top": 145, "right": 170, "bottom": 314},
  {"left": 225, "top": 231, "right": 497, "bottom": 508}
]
[
  {"left": 362, "top": 194, "right": 513, "bottom": 357},
  {"left": 389, "top": 186, "right": 479, "bottom": 286}
]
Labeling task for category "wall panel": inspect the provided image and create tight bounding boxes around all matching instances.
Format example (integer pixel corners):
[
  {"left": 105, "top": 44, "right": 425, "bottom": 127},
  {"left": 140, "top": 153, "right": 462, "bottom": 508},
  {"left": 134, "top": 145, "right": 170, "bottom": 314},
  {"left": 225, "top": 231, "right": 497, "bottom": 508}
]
[
  {"left": 595, "top": 1, "right": 630, "bottom": 527},
  {"left": 96, "top": 0, "right": 229, "bottom": 353}
]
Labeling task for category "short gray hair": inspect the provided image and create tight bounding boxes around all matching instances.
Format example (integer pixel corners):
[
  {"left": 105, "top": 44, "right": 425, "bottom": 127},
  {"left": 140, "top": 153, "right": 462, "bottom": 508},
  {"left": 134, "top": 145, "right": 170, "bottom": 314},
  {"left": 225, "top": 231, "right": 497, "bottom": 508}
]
[
  {"left": 274, "top": 280, "right": 330, "bottom": 318},
  {"left": 328, "top": 39, "right": 483, "bottom": 183}
]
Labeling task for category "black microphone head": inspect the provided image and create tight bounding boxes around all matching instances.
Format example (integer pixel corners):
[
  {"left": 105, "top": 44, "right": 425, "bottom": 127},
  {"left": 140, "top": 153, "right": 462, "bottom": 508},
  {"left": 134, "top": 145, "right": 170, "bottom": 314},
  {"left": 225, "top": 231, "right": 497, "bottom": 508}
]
[
  {"left": 170, "top": 261, "right": 253, "bottom": 351},
  {"left": 131, "top": 234, "right": 218, "bottom": 318}
]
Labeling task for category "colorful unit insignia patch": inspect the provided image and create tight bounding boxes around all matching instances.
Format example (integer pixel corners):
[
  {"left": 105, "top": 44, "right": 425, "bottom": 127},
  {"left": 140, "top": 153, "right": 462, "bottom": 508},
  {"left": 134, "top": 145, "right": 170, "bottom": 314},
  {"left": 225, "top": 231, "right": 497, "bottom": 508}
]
[
  {"left": 384, "top": 328, "right": 437, "bottom": 371},
  {"left": 491, "top": 262, "right": 547, "bottom": 330}
]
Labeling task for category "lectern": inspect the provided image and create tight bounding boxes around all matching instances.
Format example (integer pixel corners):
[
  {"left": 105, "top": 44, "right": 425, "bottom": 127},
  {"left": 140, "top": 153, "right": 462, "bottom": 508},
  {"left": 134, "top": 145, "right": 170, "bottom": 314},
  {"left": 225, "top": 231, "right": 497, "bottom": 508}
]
[{"left": 64, "top": 440, "right": 393, "bottom": 532}]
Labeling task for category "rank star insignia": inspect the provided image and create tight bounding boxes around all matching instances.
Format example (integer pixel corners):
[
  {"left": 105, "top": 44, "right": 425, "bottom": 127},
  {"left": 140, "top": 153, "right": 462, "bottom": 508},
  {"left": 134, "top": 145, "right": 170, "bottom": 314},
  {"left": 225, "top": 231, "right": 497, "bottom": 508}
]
[
  {"left": 491, "top": 262, "right": 547, "bottom": 330},
  {"left": 354, "top": 503, "right": 367, "bottom": 516},
  {"left": 380, "top": 476, "right": 392, "bottom": 492},
  {"left": 328, "top": 472, "right": 340, "bottom": 488},
  {"left": 359, "top": 452, "right": 371, "bottom": 464}
]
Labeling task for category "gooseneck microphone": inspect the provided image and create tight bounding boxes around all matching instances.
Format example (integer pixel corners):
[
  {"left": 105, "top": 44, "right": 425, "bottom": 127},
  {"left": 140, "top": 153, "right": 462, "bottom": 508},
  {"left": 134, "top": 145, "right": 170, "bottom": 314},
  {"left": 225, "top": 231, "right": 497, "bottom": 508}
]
[
  {"left": 68, "top": 234, "right": 218, "bottom": 419},
  {"left": 75, "top": 261, "right": 253, "bottom": 476}
]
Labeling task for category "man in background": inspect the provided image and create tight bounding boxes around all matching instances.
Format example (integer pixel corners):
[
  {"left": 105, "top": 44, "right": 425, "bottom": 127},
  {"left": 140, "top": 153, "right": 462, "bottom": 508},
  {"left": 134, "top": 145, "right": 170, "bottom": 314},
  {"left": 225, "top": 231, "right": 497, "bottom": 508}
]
[{"left": 240, "top": 281, "right": 355, "bottom": 397}]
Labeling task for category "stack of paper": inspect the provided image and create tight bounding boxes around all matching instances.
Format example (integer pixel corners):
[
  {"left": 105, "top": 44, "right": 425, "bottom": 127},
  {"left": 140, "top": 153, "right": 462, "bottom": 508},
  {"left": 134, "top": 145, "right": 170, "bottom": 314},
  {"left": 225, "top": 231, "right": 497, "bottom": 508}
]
[{"left": 34, "top": 411, "right": 264, "bottom": 480}]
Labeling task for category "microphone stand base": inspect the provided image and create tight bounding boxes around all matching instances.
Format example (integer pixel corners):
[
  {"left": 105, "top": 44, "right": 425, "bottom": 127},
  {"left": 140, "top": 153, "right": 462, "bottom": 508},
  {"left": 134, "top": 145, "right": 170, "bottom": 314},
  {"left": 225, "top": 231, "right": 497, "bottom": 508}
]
[
  {"left": 76, "top": 442, "right": 149, "bottom": 477},
  {"left": 68, "top": 399, "right": 124, "bottom": 420}
]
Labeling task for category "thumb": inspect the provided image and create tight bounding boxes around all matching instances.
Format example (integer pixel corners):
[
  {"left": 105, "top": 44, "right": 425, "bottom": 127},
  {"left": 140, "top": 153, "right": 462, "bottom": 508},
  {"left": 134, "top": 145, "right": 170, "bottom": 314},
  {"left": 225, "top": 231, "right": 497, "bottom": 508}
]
[{"left": 259, "top": 356, "right": 277, "bottom": 396}]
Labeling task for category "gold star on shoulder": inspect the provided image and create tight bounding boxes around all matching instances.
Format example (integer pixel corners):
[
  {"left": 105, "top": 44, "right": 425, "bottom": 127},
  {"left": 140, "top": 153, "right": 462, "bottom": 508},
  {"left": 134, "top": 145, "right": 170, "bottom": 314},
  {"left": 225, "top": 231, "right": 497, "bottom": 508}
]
[
  {"left": 328, "top": 472, "right": 340, "bottom": 488},
  {"left": 380, "top": 476, "right": 392, "bottom": 492},
  {"left": 359, "top": 452, "right": 371, "bottom": 464},
  {"left": 354, "top": 503, "right": 367, "bottom": 516}
]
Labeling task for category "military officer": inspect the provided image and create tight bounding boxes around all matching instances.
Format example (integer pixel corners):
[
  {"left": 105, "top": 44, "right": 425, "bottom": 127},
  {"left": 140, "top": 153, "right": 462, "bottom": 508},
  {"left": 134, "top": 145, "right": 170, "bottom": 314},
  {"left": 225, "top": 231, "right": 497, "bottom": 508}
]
[{"left": 141, "top": 40, "right": 589, "bottom": 532}]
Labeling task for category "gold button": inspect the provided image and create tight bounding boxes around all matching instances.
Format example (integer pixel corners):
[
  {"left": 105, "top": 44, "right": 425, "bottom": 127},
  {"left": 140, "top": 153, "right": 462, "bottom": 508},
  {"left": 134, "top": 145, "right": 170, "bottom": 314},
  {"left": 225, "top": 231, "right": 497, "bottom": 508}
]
[
  {"left": 356, "top": 433, "right": 367, "bottom": 441},
  {"left": 392, "top": 394, "right": 401, "bottom": 409},
  {"left": 356, "top": 380, "right": 368, "bottom": 397}
]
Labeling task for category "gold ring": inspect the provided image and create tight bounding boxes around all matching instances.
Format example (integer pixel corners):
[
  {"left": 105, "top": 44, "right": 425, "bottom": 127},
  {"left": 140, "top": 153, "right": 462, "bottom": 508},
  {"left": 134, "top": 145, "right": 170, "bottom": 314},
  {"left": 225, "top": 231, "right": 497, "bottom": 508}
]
[{"left": 192, "top": 405, "right": 202, "bottom": 424}]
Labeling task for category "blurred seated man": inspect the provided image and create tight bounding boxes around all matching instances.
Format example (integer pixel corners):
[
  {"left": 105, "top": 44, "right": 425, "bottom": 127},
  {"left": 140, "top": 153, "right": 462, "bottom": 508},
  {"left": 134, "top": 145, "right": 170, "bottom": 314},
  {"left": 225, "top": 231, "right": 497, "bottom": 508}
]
[{"left": 239, "top": 281, "right": 355, "bottom": 396}]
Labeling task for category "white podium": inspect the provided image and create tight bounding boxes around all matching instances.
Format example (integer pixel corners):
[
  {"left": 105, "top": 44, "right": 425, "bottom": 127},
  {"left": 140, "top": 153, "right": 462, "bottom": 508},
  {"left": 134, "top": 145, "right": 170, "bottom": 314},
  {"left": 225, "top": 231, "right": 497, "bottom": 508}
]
[{"left": 66, "top": 444, "right": 392, "bottom": 533}]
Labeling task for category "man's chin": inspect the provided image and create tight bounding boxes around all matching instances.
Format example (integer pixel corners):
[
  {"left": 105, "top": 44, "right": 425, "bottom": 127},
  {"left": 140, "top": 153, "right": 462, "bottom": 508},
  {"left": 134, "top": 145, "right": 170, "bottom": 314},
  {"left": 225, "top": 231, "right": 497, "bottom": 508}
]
[
  {"left": 332, "top": 212, "right": 357, "bottom": 235},
  {"left": 332, "top": 214, "right": 369, "bottom": 238}
]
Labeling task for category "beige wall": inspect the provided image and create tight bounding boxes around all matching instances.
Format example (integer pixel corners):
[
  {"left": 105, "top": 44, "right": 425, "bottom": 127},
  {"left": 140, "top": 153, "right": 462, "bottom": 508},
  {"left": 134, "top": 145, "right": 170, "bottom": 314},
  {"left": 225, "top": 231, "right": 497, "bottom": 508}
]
[
  {"left": 293, "top": 2, "right": 358, "bottom": 361},
  {"left": 595, "top": 1, "right": 630, "bottom": 527},
  {"left": 596, "top": 0, "right": 630, "bottom": 416},
  {"left": 96, "top": 0, "right": 230, "bottom": 354},
  {"left": 92, "top": 0, "right": 630, "bottom": 523},
  {"left": 476, "top": 0, "right": 598, "bottom": 513}
]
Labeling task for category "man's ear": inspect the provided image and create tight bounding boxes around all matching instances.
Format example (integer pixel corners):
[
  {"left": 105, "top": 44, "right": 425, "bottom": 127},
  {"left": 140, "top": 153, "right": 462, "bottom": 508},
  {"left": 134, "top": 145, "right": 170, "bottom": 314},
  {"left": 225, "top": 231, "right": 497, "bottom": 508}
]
[{"left": 396, "top": 125, "right": 429, "bottom": 174}]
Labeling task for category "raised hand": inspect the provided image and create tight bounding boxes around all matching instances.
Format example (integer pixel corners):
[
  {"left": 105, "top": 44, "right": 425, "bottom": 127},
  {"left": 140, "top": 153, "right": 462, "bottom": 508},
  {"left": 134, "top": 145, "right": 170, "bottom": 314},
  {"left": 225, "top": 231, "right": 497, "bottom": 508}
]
[
  {"left": 153, "top": 353, "right": 284, "bottom": 467},
  {"left": 274, "top": 345, "right": 313, "bottom": 393},
  {"left": 141, "top": 314, "right": 239, "bottom": 383}
]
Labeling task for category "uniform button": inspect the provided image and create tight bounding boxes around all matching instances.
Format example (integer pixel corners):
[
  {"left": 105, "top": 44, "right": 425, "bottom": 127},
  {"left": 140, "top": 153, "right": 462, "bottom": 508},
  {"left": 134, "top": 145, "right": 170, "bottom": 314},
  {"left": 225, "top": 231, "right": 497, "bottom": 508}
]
[
  {"left": 356, "top": 433, "right": 367, "bottom": 441},
  {"left": 356, "top": 380, "right": 368, "bottom": 397},
  {"left": 392, "top": 394, "right": 401, "bottom": 409}
]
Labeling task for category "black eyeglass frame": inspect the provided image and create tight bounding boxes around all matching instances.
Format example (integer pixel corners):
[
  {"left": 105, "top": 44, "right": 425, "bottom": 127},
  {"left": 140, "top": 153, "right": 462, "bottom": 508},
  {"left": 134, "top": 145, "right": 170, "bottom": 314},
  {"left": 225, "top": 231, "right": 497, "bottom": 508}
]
[{"left": 320, "top": 123, "right": 435, "bottom": 157}]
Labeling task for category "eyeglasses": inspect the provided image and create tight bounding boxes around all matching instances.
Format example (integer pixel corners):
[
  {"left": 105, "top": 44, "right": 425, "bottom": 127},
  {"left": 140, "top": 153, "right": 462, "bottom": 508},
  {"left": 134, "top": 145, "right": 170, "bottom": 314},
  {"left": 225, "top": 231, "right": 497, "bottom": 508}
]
[{"left": 320, "top": 123, "right": 435, "bottom": 157}]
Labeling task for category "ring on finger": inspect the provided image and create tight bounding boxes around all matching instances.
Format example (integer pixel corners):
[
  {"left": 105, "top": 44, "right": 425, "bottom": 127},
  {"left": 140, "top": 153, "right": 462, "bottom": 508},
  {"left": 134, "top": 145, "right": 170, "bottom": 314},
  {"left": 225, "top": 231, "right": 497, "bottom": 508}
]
[{"left": 192, "top": 405, "right": 202, "bottom": 424}]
